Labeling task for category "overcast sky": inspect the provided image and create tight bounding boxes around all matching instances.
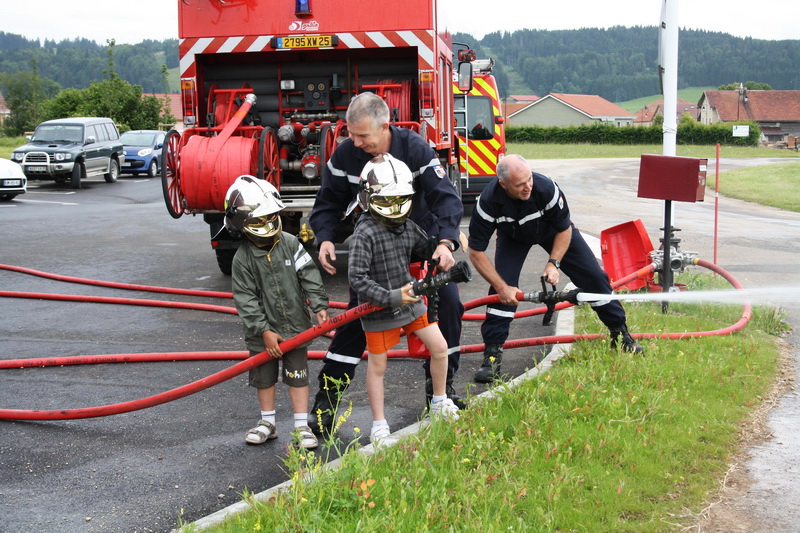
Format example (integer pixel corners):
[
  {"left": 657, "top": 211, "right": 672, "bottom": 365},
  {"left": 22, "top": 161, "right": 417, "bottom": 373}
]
[{"left": 2, "top": 0, "right": 798, "bottom": 44}]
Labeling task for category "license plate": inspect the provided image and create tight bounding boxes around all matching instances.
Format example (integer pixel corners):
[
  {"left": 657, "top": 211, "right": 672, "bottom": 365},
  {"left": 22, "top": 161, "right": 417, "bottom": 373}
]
[
  {"left": 2, "top": 179, "right": 22, "bottom": 186},
  {"left": 122, "top": 162, "right": 132, "bottom": 167},
  {"left": 26, "top": 166, "right": 47, "bottom": 172},
  {"left": 271, "top": 35, "right": 337, "bottom": 49}
]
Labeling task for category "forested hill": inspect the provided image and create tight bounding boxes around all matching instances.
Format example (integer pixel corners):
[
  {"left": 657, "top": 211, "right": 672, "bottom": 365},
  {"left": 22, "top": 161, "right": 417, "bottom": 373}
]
[
  {"left": 455, "top": 27, "right": 800, "bottom": 102},
  {"left": 0, "top": 32, "right": 178, "bottom": 94},
  {"left": 1, "top": 27, "right": 799, "bottom": 102}
]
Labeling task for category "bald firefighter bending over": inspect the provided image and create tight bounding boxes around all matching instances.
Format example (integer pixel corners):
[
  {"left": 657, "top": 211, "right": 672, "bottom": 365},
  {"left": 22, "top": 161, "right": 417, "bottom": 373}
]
[{"left": 468, "top": 154, "right": 644, "bottom": 383}]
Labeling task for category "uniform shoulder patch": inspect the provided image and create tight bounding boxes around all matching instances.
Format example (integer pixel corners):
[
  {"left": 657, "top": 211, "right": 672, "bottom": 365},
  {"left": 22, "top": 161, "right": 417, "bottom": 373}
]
[{"left": 433, "top": 165, "right": 447, "bottom": 179}]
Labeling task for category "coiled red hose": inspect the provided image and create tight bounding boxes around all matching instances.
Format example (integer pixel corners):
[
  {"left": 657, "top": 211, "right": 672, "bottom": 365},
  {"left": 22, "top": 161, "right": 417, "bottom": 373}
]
[{"left": 0, "top": 259, "right": 750, "bottom": 420}]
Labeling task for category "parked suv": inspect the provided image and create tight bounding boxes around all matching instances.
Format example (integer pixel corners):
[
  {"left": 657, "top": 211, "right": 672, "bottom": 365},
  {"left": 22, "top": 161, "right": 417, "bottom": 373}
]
[{"left": 11, "top": 117, "right": 124, "bottom": 189}]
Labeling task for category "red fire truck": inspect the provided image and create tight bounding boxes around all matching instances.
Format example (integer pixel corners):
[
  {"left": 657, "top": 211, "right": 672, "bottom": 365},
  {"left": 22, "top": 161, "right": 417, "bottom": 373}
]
[{"left": 162, "top": 0, "right": 504, "bottom": 274}]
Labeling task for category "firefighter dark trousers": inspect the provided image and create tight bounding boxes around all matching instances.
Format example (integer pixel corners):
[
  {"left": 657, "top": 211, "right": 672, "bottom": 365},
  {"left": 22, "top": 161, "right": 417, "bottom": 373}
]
[
  {"left": 481, "top": 226, "right": 627, "bottom": 345},
  {"left": 316, "top": 282, "right": 464, "bottom": 389}
]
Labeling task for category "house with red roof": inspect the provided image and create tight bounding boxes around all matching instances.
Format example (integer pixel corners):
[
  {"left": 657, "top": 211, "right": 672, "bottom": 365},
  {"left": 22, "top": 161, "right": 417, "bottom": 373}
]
[
  {"left": 146, "top": 93, "right": 184, "bottom": 130},
  {"left": 698, "top": 90, "right": 800, "bottom": 144},
  {"left": 634, "top": 97, "right": 699, "bottom": 126},
  {"left": 509, "top": 93, "right": 634, "bottom": 127}
]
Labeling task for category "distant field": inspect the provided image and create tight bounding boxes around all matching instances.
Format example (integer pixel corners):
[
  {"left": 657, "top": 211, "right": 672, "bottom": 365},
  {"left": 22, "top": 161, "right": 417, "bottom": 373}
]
[
  {"left": 167, "top": 66, "right": 180, "bottom": 93},
  {"left": 616, "top": 87, "right": 715, "bottom": 112}
]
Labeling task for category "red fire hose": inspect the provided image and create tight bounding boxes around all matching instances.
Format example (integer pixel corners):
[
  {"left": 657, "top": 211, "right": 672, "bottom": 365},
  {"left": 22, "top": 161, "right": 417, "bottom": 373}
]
[
  {"left": 0, "top": 300, "right": 376, "bottom": 421},
  {"left": 0, "top": 259, "right": 750, "bottom": 421}
]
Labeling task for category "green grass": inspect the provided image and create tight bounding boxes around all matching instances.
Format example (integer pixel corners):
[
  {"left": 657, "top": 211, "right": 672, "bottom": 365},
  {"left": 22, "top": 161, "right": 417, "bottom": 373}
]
[
  {"left": 709, "top": 162, "right": 800, "bottom": 212},
  {"left": 0, "top": 136, "right": 27, "bottom": 160},
  {"left": 186, "top": 273, "right": 786, "bottom": 532},
  {"left": 616, "top": 87, "right": 716, "bottom": 113},
  {"left": 507, "top": 142, "right": 800, "bottom": 160},
  {"left": 167, "top": 66, "right": 181, "bottom": 93}
]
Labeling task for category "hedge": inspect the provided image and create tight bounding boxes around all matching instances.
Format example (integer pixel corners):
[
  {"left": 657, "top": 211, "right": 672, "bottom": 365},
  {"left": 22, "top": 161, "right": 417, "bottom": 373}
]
[{"left": 506, "top": 121, "right": 760, "bottom": 146}]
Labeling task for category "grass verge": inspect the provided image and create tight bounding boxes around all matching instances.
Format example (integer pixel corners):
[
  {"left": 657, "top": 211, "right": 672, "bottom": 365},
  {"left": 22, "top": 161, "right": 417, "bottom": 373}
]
[
  {"left": 186, "top": 273, "right": 786, "bottom": 532},
  {"left": 507, "top": 142, "right": 800, "bottom": 160},
  {"left": 709, "top": 162, "right": 800, "bottom": 212}
]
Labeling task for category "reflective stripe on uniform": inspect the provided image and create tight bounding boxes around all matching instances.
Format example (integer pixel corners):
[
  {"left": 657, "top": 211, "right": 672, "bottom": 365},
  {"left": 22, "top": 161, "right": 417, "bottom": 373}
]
[
  {"left": 324, "top": 351, "right": 363, "bottom": 365},
  {"left": 487, "top": 307, "right": 516, "bottom": 318}
]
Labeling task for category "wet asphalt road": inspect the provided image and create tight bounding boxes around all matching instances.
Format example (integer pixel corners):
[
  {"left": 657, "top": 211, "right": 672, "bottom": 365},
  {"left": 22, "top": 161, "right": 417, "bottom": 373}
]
[{"left": 0, "top": 174, "right": 553, "bottom": 533}]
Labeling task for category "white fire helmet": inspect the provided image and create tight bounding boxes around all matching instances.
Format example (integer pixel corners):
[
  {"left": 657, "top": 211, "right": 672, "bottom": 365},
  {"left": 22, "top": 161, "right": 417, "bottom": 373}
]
[
  {"left": 224, "top": 175, "right": 285, "bottom": 246},
  {"left": 357, "top": 153, "right": 414, "bottom": 226}
]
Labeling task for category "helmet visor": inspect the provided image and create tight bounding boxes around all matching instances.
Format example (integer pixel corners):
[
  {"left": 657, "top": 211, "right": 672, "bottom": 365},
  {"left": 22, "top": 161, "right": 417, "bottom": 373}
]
[
  {"left": 371, "top": 195, "right": 411, "bottom": 209},
  {"left": 243, "top": 213, "right": 282, "bottom": 245},
  {"left": 369, "top": 194, "right": 412, "bottom": 222}
]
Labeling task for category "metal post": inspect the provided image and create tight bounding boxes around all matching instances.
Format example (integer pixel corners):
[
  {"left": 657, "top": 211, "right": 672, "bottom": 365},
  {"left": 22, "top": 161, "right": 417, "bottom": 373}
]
[{"left": 662, "top": 201, "right": 673, "bottom": 313}]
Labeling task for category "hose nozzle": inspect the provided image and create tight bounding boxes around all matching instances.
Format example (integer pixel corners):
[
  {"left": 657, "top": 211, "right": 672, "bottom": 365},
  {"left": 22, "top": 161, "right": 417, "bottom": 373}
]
[
  {"left": 522, "top": 278, "right": 582, "bottom": 326},
  {"left": 411, "top": 260, "right": 472, "bottom": 297}
]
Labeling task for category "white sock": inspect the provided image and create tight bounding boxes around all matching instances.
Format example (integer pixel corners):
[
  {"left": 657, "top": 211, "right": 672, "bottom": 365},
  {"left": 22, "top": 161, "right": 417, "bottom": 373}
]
[
  {"left": 294, "top": 412, "right": 308, "bottom": 428},
  {"left": 261, "top": 410, "right": 276, "bottom": 425},
  {"left": 431, "top": 394, "right": 447, "bottom": 404},
  {"left": 372, "top": 419, "right": 389, "bottom": 431}
]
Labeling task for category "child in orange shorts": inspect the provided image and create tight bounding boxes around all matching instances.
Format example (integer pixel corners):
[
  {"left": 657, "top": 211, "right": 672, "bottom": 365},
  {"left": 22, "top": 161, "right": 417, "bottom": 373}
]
[{"left": 348, "top": 154, "right": 460, "bottom": 447}]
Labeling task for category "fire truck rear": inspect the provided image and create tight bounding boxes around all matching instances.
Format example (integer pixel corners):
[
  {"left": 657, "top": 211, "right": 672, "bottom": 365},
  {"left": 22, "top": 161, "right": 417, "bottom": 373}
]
[
  {"left": 453, "top": 49, "right": 506, "bottom": 202},
  {"left": 163, "top": 0, "right": 464, "bottom": 274}
]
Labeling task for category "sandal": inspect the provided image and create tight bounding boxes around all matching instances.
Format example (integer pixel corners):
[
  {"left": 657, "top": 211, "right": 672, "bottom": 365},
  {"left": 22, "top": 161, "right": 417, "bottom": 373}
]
[
  {"left": 245, "top": 420, "right": 277, "bottom": 445},
  {"left": 293, "top": 425, "right": 319, "bottom": 450}
]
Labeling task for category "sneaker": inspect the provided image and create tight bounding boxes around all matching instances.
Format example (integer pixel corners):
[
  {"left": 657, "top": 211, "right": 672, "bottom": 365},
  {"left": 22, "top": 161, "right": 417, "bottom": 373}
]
[
  {"left": 430, "top": 397, "right": 460, "bottom": 421},
  {"left": 370, "top": 424, "right": 398, "bottom": 448},
  {"left": 293, "top": 425, "right": 319, "bottom": 450}
]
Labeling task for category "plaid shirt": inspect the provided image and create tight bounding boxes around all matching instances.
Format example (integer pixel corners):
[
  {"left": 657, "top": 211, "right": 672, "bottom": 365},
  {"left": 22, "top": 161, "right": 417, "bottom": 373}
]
[{"left": 348, "top": 215, "right": 431, "bottom": 332}]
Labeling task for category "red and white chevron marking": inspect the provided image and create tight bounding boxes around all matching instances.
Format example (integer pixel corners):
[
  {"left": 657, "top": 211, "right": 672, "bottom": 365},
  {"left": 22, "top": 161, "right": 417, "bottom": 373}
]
[{"left": 180, "top": 30, "right": 435, "bottom": 78}]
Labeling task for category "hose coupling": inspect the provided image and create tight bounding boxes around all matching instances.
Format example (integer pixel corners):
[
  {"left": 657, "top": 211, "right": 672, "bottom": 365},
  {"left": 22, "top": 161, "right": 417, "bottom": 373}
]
[{"left": 650, "top": 248, "right": 698, "bottom": 273}]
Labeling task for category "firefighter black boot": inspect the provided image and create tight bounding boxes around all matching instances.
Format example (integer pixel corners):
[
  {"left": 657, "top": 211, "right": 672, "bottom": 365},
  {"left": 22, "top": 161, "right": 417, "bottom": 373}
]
[
  {"left": 426, "top": 378, "right": 467, "bottom": 410},
  {"left": 308, "top": 385, "right": 343, "bottom": 436},
  {"left": 610, "top": 324, "right": 644, "bottom": 354},
  {"left": 474, "top": 343, "right": 503, "bottom": 383}
]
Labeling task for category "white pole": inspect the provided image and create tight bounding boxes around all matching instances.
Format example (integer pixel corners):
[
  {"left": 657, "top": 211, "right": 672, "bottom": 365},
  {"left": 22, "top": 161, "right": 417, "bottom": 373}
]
[
  {"left": 660, "top": 0, "right": 680, "bottom": 302},
  {"left": 661, "top": 0, "right": 679, "bottom": 156}
]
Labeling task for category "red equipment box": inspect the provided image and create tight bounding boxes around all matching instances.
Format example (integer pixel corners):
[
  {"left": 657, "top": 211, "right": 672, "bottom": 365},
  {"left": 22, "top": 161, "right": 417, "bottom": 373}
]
[
  {"left": 600, "top": 219, "right": 655, "bottom": 291},
  {"left": 638, "top": 154, "right": 707, "bottom": 202}
]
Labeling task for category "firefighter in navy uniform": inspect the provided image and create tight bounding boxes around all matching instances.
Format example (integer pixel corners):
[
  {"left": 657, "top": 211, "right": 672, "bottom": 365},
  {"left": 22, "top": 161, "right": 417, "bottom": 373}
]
[
  {"left": 468, "top": 154, "right": 643, "bottom": 383},
  {"left": 308, "top": 92, "right": 465, "bottom": 435}
]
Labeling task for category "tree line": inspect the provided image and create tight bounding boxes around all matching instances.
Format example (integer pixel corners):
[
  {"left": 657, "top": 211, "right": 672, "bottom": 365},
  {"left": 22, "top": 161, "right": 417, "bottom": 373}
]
[
  {"left": 0, "top": 40, "right": 175, "bottom": 136},
  {"left": 0, "top": 32, "right": 178, "bottom": 94},
  {"left": 474, "top": 27, "right": 800, "bottom": 101}
]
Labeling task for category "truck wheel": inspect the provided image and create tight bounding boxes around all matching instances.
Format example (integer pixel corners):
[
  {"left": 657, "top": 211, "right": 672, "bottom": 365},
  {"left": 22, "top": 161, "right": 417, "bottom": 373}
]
[
  {"left": 71, "top": 161, "right": 85, "bottom": 189},
  {"left": 215, "top": 248, "right": 236, "bottom": 276},
  {"left": 104, "top": 157, "right": 120, "bottom": 183}
]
